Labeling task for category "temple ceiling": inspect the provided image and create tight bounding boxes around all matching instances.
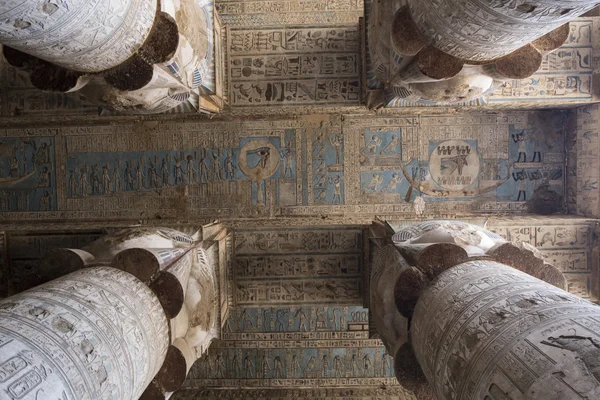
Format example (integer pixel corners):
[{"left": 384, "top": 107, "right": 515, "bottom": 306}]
[{"left": 1, "top": 1, "right": 600, "bottom": 398}]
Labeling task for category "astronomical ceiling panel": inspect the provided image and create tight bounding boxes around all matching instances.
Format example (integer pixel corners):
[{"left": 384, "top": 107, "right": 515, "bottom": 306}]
[
  {"left": 182, "top": 225, "right": 410, "bottom": 394},
  {"left": 0, "top": 111, "right": 569, "bottom": 226}
]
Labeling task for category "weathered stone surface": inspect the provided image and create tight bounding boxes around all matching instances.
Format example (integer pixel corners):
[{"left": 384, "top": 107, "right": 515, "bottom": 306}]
[
  {"left": 412, "top": 260, "right": 600, "bottom": 400},
  {"left": 490, "top": 44, "right": 544, "bottom": 80},
  {"left": 390, "top": 6, "right": 426, "bottom": 57},
  {"left": 532, "top": 23, "right": 571, "bottom": 53},
  {"left": 396, "top": 243, "right": 469, "bottom": 279},
  {"left": 393, "top": 344, "right": 435, "bottom": 400},
  {"left": 407, "top": 0, "right": 599, "bottom": 62},
  {"left": 393, "top": 266, "right": 428, "bottom": 318},
  {"left": 0, "top": 0, "right": 157, "bottom": 72}
]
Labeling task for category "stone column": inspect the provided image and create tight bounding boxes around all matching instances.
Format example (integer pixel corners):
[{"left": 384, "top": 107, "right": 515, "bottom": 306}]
[
  {"left": 0, "top": 0, "right": 158, "bottom": 72},
  {"left": 369, "top": 220, "right": 600, "bottom": 399},
  {"left": 412, "top": 260, "right": 600, "bottom": 400},
  {"left": 0, "top": 266, "right": 169, "bottom": 400},
  {"left": 368, "top": 1, "right": 600, "bottom": 105},
  {"left": 407, "top": 0, "right": 599, "bottom": 62},
  {"left": 40, "top": 226, "right": 225, "bottom": 399}
]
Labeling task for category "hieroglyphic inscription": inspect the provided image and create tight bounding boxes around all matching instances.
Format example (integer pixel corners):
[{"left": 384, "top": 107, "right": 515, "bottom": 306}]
[
  {"left": 487, "top": 217, "right": 596, "bottom": 300},
  {"left": 0, "top": 112, "right": 573, "bottom": 220},
  {"left": 0, "top": 137, "right": 57, "bottom": 212},
  {"left": 229, "top": 27, "right": 359, "bottom": 55},
  {"left": 229, "top": 26, "right": 360, "bottom": 106},
  {"left": 489, "top": 20, "right": 596, "bottom": 103},
  {"left": 183, "top": 223, "right": 399, "bottom": 389},
  {"left": 234, "top": 254, "right": 360, "bottom": 278},
  {"left": 187, "top": 341, "right": 396, "bottom": 383},
  {"left": 217, "top": 0, "right": 364, "bottom": 26},
  {"left": 234, "top": 229, "right": 361, "bottom": 254},
  {"left": 175, "top": 387, "right": 414, "bottom": 400},
  {"left": 233, "top": 228, "right": 362, "bottom": 303},
  {"left": 235, "top": 279, "right": 361, "bottom": 305},
  {"left": 218, "top": 0, "right": 363, "bottom": 15},
  {"left": 343, "top": 112, "right": 565, "bottom": 208},
  {"left": 233, "top": 227, "right": 362, "bottom": 306},
  {"left": 223, "top": 306, "right": 369, "bottom": 336},
  {"left": 576, "top": 104, "right": 600, "bottom": 217}
]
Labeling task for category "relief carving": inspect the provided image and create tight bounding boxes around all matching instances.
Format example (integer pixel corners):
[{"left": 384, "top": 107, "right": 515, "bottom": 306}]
[{"left": 368, "top": 220, "right": 600, "bottom": 400}]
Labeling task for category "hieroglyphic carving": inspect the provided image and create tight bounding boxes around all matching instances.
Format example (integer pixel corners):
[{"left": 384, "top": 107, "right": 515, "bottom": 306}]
[
  {"left": 0, "top": 267, "right": 169, "bottom": 399},
  {"left": 228, "top": 26, "right": 360, "bottom": 106},
  {"left": 217, "top": 0, "right": 363, "bottom": 26},
  {"left": 62, "top": 124, "right": 298, "bottom": 214},
  {"left": 187, "top": 340, "right": 397, "bottom": 384},
  {"left": 235, "top": 279, "right": 361, "bottom": 305},
  {"left": 174, "top": 387, "right": 415, "bottom": 400},
  {"left": 489, "top": 20, "right": 597, "bottom": 103},
  {"left": 234, "top": 228, "right": 361, "bottom": 254},
  {"left": 182, "top": 224, "right": 393, "bottom": 388},
  {"left": 540, "top": 249, "right": 590, "bottom": 272},
  {"left": 487, "top": 217, "right": 596, "bottom": 300},
  {"left": 234, "top": 254, "right": 360, "bottom": 278},
  {"left": 411, "top": 260, "right": 600, "bottom": 400},
  {"left": 0, "top": 0, "right": 157, "bottom": 72},
  {"left": 0, "top": 136, "right": 57, "bottom": 212},
  {"left": 576, "top": 104, "right": 600, "bottom": 217},
  {"left": 218, "top": 0, "right": 363, "bottom": 15},
  {"left": 233, "top": 227, "right": 362, "bottom": 306},
  {"left": 222, "top": 306, "right": 369, "bottom": 336}
]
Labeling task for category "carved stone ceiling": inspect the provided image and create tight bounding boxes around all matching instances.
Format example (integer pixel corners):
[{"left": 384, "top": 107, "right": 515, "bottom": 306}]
[{"left": 0, "top": 1, "right": 599, "bottom": 399}]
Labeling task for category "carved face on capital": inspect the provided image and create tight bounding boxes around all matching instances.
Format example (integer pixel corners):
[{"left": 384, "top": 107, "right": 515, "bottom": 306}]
[{"left": 392, "top": 220, "right": 505, "bottom": 254}]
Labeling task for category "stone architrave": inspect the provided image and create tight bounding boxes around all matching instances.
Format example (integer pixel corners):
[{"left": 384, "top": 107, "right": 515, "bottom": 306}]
[
  {"left": 0, "top": 266, "right": 169, "bottom": 400},
  {"left": 407, "top": 0, "right": 600, "bottom": 62},
  {"left": 0, "top": 0, "right": 157, "bottom": 72}
]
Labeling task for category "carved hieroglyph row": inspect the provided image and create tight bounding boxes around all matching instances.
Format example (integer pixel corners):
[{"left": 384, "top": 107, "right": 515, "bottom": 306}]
[
  {"left": 576, "top": 104, "right": 600, "bottom": 217},
  {"left": 217, "top": 0, "right": 363, "bottom": 26},
  {"left": 228, "top": 26, "right": 361, "bottom": 107},
  {"left": 174, "top": 387, "right": 415, "bottom": 400},
  {"left": 0, "top": 0, "right": 157, "bottom": 72},
  {"left": 233, "top": 228, "right": 363, "bottom": 306},
  {"left": 0, "top": 267, "right": 169, "bottom": 399},
  {"left": 187, "top": 342, "right": 397, "bottom": 383},
  {"left": 487, "top": 218, "right": 597, "bottom": 300}
]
